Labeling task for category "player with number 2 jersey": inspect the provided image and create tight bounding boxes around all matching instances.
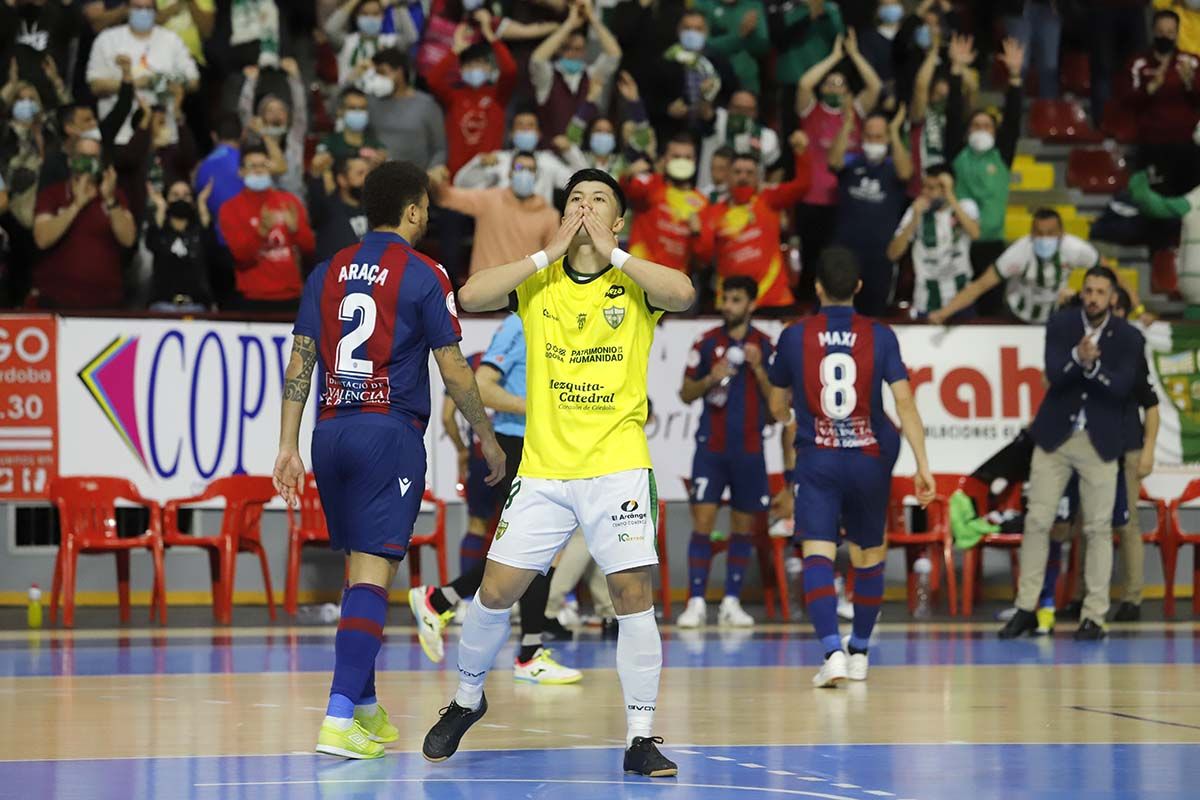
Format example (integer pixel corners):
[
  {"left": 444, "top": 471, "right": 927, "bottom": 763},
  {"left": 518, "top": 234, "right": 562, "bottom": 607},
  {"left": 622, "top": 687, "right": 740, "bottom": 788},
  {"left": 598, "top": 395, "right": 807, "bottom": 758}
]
[{"left": 768, "top": 247, "right": 934, "bottom": 690}]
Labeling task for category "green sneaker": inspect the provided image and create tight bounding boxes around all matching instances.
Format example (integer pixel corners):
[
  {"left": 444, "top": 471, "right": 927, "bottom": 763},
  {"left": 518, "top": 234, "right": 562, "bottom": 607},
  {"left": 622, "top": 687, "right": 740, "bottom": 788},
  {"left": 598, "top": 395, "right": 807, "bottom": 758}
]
[
  {"left": 355, "top": 704, "right": 400, "bottom": 743},
  {"left": 316, "top": 719, "right": 386, "bottom": 759}
]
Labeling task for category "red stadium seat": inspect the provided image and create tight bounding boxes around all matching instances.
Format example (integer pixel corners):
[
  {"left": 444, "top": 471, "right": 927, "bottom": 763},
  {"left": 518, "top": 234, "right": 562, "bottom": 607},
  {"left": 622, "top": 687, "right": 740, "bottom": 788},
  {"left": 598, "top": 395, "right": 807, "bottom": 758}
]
[
  {"left": 162, "top": 475, "right": 277, "bottom": 625},
  {"left": 48, "top": 477, "right": 167, "bottom": 628},
  {"left": 284, "top": 473, "right": 335, "bottom": 616},
  {"left": 886, "top": 475, "right": 960, "bottom": 616},
  {"left": 959, "top": 478, "right": 1024, "bottom": 617},
  {"left": 1066, "top": 147, "right": 1129, "bottom": 193},
  {"left": 1166, "top": 481, "right": 1200, "bottom": 616},
  {"left": 1152, "top": 248, "right": 1179, "bottom": 295},
  {"left": 406, "top": 490, "right": 450, "bottom": 589},
  {"left": 1060, "top": 50, "right": 1091, "bottom": 95},
  {"left": 1100, "top": 102, "right": 1138, "bottom": 143},
  {"left": 1028, "top": 99, "right": 1104, "bottom": 143}
]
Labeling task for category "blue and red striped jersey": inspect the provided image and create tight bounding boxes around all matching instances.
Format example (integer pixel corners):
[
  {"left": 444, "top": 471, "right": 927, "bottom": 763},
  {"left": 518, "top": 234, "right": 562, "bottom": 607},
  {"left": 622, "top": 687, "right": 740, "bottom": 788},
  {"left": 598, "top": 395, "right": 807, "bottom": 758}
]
[
  {"left": 767, "top": 307, "right": 907, "bottom": 458},
  {"left": 293, "top": 230, "right": 462, "bottom": 427},
  {"left": 685, "top": 324, "right": 775, "bottom": 454}
]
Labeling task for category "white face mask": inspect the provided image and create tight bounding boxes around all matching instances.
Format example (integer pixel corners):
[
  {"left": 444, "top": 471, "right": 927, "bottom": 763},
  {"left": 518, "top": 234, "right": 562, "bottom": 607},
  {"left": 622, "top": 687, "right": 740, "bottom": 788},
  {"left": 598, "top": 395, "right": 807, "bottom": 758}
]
[
  {"left": 862, "top": 142, "right": 888, "bottom": 162},
  {"left": 968, "top": 130, "right": 995, "bottom": 153}
]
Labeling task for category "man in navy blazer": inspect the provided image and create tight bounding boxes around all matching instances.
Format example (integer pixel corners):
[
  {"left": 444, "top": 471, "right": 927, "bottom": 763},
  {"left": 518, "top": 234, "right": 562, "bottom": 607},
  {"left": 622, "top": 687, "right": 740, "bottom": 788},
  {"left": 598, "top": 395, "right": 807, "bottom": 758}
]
[{"left": 1000, "top": 266, "right": 1143, "bottom": 641}]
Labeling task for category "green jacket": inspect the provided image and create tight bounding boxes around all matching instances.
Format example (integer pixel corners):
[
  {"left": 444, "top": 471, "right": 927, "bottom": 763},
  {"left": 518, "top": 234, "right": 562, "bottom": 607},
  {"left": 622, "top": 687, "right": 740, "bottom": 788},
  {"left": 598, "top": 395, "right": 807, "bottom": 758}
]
[
  {"left": 770, "top": 0, "right": 845, "bottom": 86},
  {"left": 695, "top": 0, "right": 769, "bottom": 94}
]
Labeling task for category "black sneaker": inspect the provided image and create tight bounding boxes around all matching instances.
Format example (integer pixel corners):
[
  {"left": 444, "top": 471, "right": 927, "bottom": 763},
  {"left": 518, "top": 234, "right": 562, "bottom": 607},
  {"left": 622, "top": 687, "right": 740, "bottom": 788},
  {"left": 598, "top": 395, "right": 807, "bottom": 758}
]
[
  {"left": 1057, "top": 601, "right": 1083, "bottom": 621},
  {"left": 998, "top": 609, "right": 1038, "bottom": 639},
  {"left": 623, "top": 736, "right": 678, "bottom": 777},
  {"left": 1074, "top": 619, "right": 1107, "bottom": 641},
  {"left": 1112, "top": 602, "right": 1141, "bottom": 622},
  {"left": 422, "top": 693, "right": 487, "bottom": 762},
  {"left": 542, "top": 616, "right": 574, "bottom": 641}
]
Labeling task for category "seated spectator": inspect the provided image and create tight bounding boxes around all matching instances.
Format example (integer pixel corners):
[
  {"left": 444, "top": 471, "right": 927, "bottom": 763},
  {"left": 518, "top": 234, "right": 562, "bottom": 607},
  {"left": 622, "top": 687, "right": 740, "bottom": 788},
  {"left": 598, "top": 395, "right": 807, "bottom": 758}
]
[
  {"left": 694, "top": 0, "right": 768, "bottom": 94},
  {"left": 0, "top": 0, "right": 78, "bottom": 110},
  {"left": 307, "top": 154, "right": 369, "bottom": 264},
  {"left": 622, "top": 133, "right": 707, "bottom": 273},
  {"left": 929, "top": 208, "right": 1121, "bottom": 326},
  {"left": 529, "top": 0, "right": 622, "bottom": 143},
  {"left": 829, "top": 105, "right": 912, "bottom": 316},
  {"left": 31, "top": 136, "right": 136, "bottom": 310},
  {"left": 795, "top": 30, "right": 882, "bottom": 300},
  {"left": 1130, "top": 9, "right": 1200, "bottom": 196},
  {"left": 195, "top": 114, "right": 243, "bottom": 233},
  {"left": 696, "top": 134, "right": 812, "bottom": 309},
  {"left": 885, "top": 165, "right": 980, "bottom": 319},
  {"left": 321, "top": 87, "right": 387, "bottom": 163},
  {"left": 561, "top": 72, "right": 655, "bottom": 178},
  {"left": 767, "top": 0, "right": 844, "bottom": 155},
  {"left": 946, "top": 35, "right": 1024, "bottom": 315},
  {"left": 454, "top": 110, "right": 573, "bottom": 204},
  {"left": 427, "top": 22, "right": 517, "bottom": 176},
  {"left": 701, "top": 145, "right": 735, "bottom": 203},
  {"left": 238, "top": 58, "right": 307, "bottom": 198},
  {"left": 217, "top": 146, "right": 314, "bottom": 312},
  {"left": 145, "top": 178, "right": 216, "bottom": 313},
  {"left": 428, "top": 151, "right": 559, "bottom": 276},
  {"left": 324, "top": 0, "right": 418, "bottom": 86},
  {"left": 645, "top": 9, "right": 736, "bottom": 142},
  {"left": 365, "top": 48, "right": 445, "bottom": 170},
  {"left": 698, "top": 90, "right": 782, "bottom": 191},
  {"left": 85, "top": 0, "right": 199, "bottom": 145}
]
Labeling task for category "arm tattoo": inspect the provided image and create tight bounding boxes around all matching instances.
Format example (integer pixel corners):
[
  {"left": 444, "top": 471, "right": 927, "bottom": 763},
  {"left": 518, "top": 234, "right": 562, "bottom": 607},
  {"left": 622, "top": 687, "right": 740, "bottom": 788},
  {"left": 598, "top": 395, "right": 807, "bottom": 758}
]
[
  {"left": 435, "top": 343, "right": 495, "bottom": 437},
  {"left": 283, "top": 335, "right": 317, "bottom": 403}
]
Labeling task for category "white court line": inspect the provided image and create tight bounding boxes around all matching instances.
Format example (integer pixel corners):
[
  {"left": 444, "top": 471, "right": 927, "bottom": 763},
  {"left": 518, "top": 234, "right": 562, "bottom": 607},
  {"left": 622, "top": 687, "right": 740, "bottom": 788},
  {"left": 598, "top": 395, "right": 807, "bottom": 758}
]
[
  {"left": 479, "top": 723, "right": 509, "bottom": 729},
  {"left": 202, "top": 700, "right": 231, "bottom": 705},
  {"left": 831, "top": 784, "right": 860, "bottom": 789},
  {"left": 522, "top": 729, "right": 551, "bottom": 734},
  {"left": 797, "top": 777, "right": 827, "bottom": 782},
  {"left": 739, "top": 763, "right": 765, "bottom": 768},
  {"left": 769, "top": 771, "right": 794, "bottom": 776},
  {"left": 673, "top": 750, "right": 702, "bottom": 755},
  {"left": 251, "top": 703, "right": 280, "bottom": 708},
  {"left": 562, "top": 733, "right": 591, "bottom": 739},
  {"left": 154, "top": 697, "right": 177, "bottom": 703},
  {"left": 708, "top": 756, "right": 735, "bottom": 762},
  {"left": 864, "top": 791, "right": 896, "bottom": 797},
  {"left": 302, "top": 706, "right": 325, "bottom": 712}
]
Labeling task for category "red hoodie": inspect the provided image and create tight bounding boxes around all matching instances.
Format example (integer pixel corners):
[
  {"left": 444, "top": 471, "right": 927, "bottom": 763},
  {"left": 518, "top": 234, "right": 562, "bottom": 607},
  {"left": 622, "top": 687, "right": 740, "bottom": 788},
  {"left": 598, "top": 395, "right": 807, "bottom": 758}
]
[
  {"left": 427, "top": 39, "right": 517, "bottom": 176},
  {"left": 218, "top": 188, "right": 315, "bottom": 301}
]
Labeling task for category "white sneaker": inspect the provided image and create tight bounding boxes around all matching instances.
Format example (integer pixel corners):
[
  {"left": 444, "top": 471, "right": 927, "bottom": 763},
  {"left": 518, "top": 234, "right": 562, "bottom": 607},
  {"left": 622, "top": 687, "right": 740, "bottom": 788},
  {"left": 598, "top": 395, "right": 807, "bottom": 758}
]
[
  {"left": 407, "top": 586, "right": 449, "bottom": 664},
  {"left": 835, "top": 576, "right": 854, "bottom": 621},
  {"left": 676, "top": 597, "right": 707, "bottom": 628},
  {"left": 841, "top": 635, "right": 868, "bottom": 681},
  {"left": 717, "top": 596, "right": 754, "bottom": 627},
  {"left": 558, "top": 599, "right": 582, "bottom": 628},
  {"left": 812, "top": 650, "right": 848, "bottom": 688},
  {"left": 452, "top": 599, "right": 468, "bottom": 626},
  {"left": 513, "top": 648, "right": 582, "bottom": 684}
]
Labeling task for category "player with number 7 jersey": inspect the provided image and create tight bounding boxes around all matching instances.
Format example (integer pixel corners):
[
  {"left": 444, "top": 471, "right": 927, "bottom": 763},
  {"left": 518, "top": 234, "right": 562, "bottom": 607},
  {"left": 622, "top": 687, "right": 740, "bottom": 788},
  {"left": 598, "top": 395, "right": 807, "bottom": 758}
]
[{"left": 767, "top": 247, "right": 935, "bottom": 690}]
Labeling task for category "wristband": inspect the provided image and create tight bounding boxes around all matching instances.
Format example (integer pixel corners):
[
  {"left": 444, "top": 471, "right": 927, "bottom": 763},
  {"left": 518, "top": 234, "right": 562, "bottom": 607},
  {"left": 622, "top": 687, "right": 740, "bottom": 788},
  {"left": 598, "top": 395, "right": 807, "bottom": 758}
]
[
  {"left": 530, "top": 250, "right": 550, "bottom": 271},
  {"left": 783, "top": 468, "right": 796, "bottom": 483},
  {"left": 610, "top": 247, "right": 631, "bottom": 270}
]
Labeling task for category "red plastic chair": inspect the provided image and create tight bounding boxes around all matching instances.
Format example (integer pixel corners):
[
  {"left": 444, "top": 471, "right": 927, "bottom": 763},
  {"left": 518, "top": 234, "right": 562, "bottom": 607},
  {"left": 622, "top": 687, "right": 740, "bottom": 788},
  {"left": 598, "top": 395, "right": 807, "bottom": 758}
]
[
  {"left": 1029, "top": 99, "right": 1104, "bottom": 143},
  {"left": 959, "top": 477, "right": 1025, "bottom": 617},
  {"left": 1166, "top": 480, "right": 1200, "bottom": 616},
  {"left": 1100, "top": 102, "right": 1138, "bottom": 143},
  {"left": 163, "top": 475, "right": 278, "bottom": 625},
  {"left": 1151, "top": 249, "right": 1179, "bottom": 296},
  {"left": 1060, "top": 50, "right": 1091, "bottom": 95},
  {"left": 1066, "top": 147, "right": 1129, "bottom": 193},
  {"left": 284, "top": 473, "right": 332, "bottom": 616},
  {"left": 886, "top": 474, "right": 960, "bottom": 616},
  {"left": 48, "top": 477, "right": 167, "bottom": 628},
  {"left": 407, "top": 490, "right": 449, "bottom": 589}
]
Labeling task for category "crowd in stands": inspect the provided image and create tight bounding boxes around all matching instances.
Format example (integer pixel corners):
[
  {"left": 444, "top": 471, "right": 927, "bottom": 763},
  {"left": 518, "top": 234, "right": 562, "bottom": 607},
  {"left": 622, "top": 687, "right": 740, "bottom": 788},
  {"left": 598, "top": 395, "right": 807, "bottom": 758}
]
[{"left": 0, "top": 0, "right": 1196, "bottom": 322}]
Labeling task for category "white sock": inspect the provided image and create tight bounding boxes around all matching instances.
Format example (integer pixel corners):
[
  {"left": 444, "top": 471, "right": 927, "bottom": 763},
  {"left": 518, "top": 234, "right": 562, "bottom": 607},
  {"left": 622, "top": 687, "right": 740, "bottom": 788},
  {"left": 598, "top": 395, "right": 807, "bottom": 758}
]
[
  {"left": 443, "top": 586, "right": 461, "bottom": 605},
  {"left": 616, "top": 607, "right": 661, "bottom": 747},
  {"left": 520, "top": 633, "right": 541, "bottom": 648},
  {"left": 323, "top": 715, "right": 353, "bottom": 730},
  {"left": 454, "top": 595, "right": 512, "bottom": 710},
  {"left": 355, "top": 701, "right": 378, "bottom": 716}
]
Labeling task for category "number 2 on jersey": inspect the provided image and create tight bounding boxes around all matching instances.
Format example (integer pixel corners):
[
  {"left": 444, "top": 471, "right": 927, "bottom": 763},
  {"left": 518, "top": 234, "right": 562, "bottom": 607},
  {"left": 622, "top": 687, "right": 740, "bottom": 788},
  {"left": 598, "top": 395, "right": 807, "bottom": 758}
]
[
  {"left": 819, "top": 353, "right": 857, "bottom": 420},
  {"left": 336, "top": 294, "right": 377, "bottom": 377}
]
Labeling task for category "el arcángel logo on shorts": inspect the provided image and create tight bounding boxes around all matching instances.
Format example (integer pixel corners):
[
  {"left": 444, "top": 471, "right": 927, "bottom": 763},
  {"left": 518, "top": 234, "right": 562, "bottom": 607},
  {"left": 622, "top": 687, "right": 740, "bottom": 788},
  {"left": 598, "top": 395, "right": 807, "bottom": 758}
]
[
  {"left": 611, "top": 499, "right": 647, "bottom": 528},
  {"left": 603, "top": 305, "right": 625, "bottom": 329},
  {"left": 495, "top": 520, "right": 508, "bottom": 540}
]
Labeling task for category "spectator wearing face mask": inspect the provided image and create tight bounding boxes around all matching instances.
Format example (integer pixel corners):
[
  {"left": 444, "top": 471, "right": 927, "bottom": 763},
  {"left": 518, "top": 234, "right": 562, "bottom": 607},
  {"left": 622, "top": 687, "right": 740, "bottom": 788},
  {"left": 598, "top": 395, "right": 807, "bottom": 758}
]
[
  {"left": 0, "top": 0, "right": 79, "bottom": 110},
  {"left": 893, "top": 0, "right": 962, "bottom": 106},
  {"left": 112, "top": 90, "right": 198, "bottom": 224},
  {"left": 828, "top": 105, "right": 912, "bottom": 316},
  {"left": 238, "top": 58, "right": 308, "bottom": 199},
  {"left": 427, "top": 20, "right": 517, "bottom": 176},
  {"left": 795, "top": 30, "right": 882, "bottom": 301},
  {"left": 144, "top": 178, "right": 216, "bottom": 313},
  {"left": 218, "top": 145, "right": 314, "bottom": 312},
  {"left": 698, "top": 90, "right": 783, "bottom": 192},
  {"left": 454, "top": 110, "right": 574, "bottom": 205},
  {"left": 886, "top": 165, "right": 979, "bottom": 319},
  {"left": 696, "top": 133, "right": 813, "bottom": 308},
  {"left": 701, "top": 146, "right": 735, "bottom": 203},
  {"left": 325, "top": 0, "right": 418, "bottom": 86},
  {"left": 767, "top": 0, "right": 845, "bottom": 156},
  {"left": 529, "top": 0, "right": 622, "bottom": 143},
  {"left": 306, "top": 154, "right": 370, "bottom": 265},
  {"left": 908, "top": 32, "right": 973, "bottom": 196},
  {"left": 1130, "top": 9, "right": 1200, "bottom": 196},
  {"left": 561, "top": 70, "right": 655, "bottom": 179},
  {"left": 31, "top": 136, "right": 136, "bottom": 310},
  {"left": 645, "top": 10, "right": 736, "bottom": 143},
  {"left": 945, "top": 36, "right": 1024, "bottom": 316},
  {"left": 622, "top": 133, "right": 708, "bottom": 274},
  {"left": 39, "top": 103, "right": 101, "bottom": 187},
  {"left": 0, "top": 80, "right": 58, "bottom": 306},
  {"left": 858, "top": 0, "right": 905, "bottom": 95},
  {"left": 364, "top": 48, "right": 443, "bottom": 171},
  {"left": 321, "top": 87, "right": 386, "bottom": 163},
  {"left": 694, "top": 0, "right": 769, "bottom": 94},
  {"left": 427, "top": 151, "right": 559, "bottom": 276}
]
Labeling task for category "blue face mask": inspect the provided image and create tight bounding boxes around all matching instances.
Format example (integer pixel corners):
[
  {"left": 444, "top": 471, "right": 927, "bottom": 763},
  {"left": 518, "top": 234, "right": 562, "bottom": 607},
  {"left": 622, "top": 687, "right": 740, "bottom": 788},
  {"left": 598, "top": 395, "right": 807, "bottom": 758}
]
[
  {"left": 589, "top": 131, "right": 616, "bottom": 156},
  {"left": 679, "top": 30, "right": 706, "bottom": 52},
  {"left": 129, "top": 7, "right": 156, "bottom": 33},
  {"left": 461, "top": 68, "right": 489, "bottom": 88},
  {"left": 512, "top": 130, "right": 539, "bottom": 151},
  {"left": 914, "top": 24, "right": 933, "bottom": 50},
  {"left": 357, "top": 15, "right": 383, "bottom": 36},
  {"left": 12, "top": 98, "right": 39, "bottom": 123},
  {"left": 244, "top": 173, "right": 273, "bottom": 193},
  {"left": 343, "top": 109, "right": 369, "bottom": 132},
  {"left": 558, "top": 58, "right": 585, "bottom": 75},
  {"left": 511, "top": 169, "right": 537, "bottom": 198},
  {"left": 463, "top": 0, "right": 484, "bottom": 9},
  {"left": 1033, "top": 236, "right": 1059, "bottom": 261},
  {"left": 878, "top": 4, "right": 904, "bottom": 25}
]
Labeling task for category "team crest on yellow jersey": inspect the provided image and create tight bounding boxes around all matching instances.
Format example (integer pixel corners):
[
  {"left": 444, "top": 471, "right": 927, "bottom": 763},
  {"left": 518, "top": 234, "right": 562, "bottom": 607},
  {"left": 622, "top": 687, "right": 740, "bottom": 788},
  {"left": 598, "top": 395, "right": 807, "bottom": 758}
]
[{"left": 603, "top": 305, "right": 626, "bottom": 329}]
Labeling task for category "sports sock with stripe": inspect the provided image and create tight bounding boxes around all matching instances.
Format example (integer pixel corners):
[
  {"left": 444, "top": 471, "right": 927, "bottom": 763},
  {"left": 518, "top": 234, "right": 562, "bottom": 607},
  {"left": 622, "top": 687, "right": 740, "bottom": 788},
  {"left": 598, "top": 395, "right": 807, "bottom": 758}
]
[
  {"left": 454, "top": 595, "right": 512, "bottom": 710},
  {"left": 724, "top": 533, "right": 753, "bottom": 598},
  {"left": 616, "top": 608, "right": 661, "bottom": 747},
  {"left": 326, "top": 583, "right": 388, "bottom": 727},
  {"left": 802, "top": 555, "right": 842, "bottom": 656},
  {"left": 687, "top": 532, "right": 713, "bottom": 598},
  {"left": 460, "top": 532, "right": 488, "bottom": 574},
  {"left": 849, "top": 562, "right": 885, "bottom": 651}
]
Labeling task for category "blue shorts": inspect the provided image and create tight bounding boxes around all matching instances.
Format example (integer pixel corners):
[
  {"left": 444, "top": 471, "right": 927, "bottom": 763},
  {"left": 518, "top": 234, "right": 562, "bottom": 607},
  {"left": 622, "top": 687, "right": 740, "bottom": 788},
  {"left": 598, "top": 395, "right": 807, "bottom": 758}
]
[
  {"left": 793, "top": 449, "right": 896, "bottom": 549},
  {"left": 690, "top": 448, "right": 770, "bottom": 513},
  {"left": 466, "top": 451, "right": 503, "bottom": 520},
  {"left": 311, "top": 414, "right": 426, "bottom": 560}
]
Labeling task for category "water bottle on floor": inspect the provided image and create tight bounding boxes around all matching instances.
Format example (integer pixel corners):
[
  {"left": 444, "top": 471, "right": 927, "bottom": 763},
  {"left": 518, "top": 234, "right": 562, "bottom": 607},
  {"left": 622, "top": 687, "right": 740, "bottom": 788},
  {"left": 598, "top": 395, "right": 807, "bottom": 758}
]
[
  {"left": 27, "top": 584, "right": 42, "bottom": 629},
  {"left": 913, "top": 557, "right": 933, "bottom": 619},
  {"left": 784, "top": 555, "right": 804, "bottom": 622}
]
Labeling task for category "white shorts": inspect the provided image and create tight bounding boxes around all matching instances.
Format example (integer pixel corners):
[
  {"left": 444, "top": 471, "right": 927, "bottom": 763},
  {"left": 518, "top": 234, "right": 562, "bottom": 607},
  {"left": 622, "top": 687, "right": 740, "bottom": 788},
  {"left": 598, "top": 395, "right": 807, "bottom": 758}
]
[{"left": 487, "top": 468, "right": 659, "bottom": 576}]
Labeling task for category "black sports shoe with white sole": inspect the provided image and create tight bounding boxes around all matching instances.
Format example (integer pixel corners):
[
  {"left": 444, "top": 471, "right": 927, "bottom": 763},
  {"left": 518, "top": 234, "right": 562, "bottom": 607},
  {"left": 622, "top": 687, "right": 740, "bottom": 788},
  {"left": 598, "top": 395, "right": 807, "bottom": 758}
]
[
  {"left": 422, "top": 693, "right": 488, "bottom": 762},
  {"left": 623, "top": 736, "right": 678, "bottom": 777}
]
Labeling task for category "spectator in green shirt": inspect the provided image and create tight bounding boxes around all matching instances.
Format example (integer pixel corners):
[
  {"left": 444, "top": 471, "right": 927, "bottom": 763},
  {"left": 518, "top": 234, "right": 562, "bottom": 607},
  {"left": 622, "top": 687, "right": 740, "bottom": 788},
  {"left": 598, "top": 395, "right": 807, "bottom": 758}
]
[
  {"left": 695, "top": 0, "right": 769, "bottom": 95},
  {"left": 319, "top": 87, "right": 386, "bottom": 163}
]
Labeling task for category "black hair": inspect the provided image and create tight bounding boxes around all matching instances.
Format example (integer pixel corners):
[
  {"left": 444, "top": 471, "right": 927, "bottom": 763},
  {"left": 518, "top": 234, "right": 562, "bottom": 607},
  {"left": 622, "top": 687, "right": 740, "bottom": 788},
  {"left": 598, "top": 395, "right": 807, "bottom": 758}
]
[
  {"left": 334, "top": 155, "right": 366, "bottom": 178},
  {"left": 924, "top": 163, "right": 954, "bottom": 180},
  {"left": 364, "top": 160, "right": 428, "bottom": 229},
  {"left": 1114, "top": 285, "right": 1133, "bottom": 315},
  {"left": 722, "top": 275, "right": 758, "bottom": 301},
  {"left": 339, "top": 86, "right": 368, "bottom": 105},
  {"left": 350, "top": 0, "right": 382, "bottom": 28},
  {"left": 1154, "top": 9, "right": 1181, "bottom": 28},
  {"left": 460, "top": 42, "right": 493, "bottom": 65},
  {"left": 564, "top": 168, "right": 626, "bottom": 216},
  {"left": 865, "top": 110, "right": 890, "bottom": 126},
  {"left": 679, "top": 9, "right": 706, "bottom": 25},
  {"left": 1032, "top": 207, "right": 1063, "bottom": 227},
  {"left": 215, "top": 113, "right": 242, "bottom": 142},
  {"left": 816, "top": 246, "right": 861, "bottom": 302},
  {"left": 512, "top": 150, "right": 538, "bottom": 165},
  {"left": 712, "top": 145, "right": 737, "bottom": 162},
  {"left": 731, "top": 151, "right": 760, "bottom": 166},
  {"left": 668, "top": 131, "right": 697, "bottom": 150},
  {"left": 58, "top": 102, "right": 94, "bottom": 132},
  {"left": 1084, "top": 265, "right": 1119, "bottom": 289},
  {"left": 239, "top": 144, "right": 269, "bottom": 166},
  {"left": 970, "top": 107, "right": 999, "bottom": 130},
  {"left": 373, "top": 47, "right": 409, "bottom": 73}
]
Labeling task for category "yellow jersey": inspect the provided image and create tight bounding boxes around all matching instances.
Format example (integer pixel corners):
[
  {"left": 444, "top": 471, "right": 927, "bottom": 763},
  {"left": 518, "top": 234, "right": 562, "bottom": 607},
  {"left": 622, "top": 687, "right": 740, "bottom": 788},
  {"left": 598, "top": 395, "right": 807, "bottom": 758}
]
[{"left": 512, "top": 256, "right": 664, "bottom": 479}]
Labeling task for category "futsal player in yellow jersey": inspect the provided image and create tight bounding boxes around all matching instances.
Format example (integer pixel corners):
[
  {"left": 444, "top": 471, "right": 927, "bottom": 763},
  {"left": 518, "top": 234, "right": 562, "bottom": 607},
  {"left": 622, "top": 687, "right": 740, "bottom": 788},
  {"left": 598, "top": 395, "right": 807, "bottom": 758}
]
[{"left": 422, "top": 169, "right": 695, "bottom": 777}]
